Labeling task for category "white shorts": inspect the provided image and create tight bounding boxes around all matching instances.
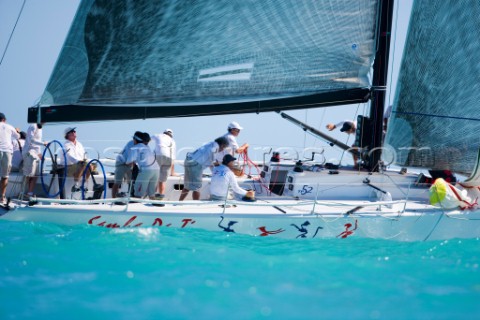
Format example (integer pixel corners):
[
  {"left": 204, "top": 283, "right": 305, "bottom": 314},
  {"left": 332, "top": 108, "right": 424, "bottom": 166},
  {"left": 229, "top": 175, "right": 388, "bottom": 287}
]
[
  {"left": 22, "top": 153, "right": 39, "bottom": 177},
  {"left": 134, "top": 169, "right": 159, "bottom": 198},
  {"left": 156, "top": 155, "right": 172, "bottom": 182},
  {"left": 0, "top": 151, "right": 12, "bottom": 178},
  {"left": 183, "top": 157, "right": 203, "bottom": 191}
]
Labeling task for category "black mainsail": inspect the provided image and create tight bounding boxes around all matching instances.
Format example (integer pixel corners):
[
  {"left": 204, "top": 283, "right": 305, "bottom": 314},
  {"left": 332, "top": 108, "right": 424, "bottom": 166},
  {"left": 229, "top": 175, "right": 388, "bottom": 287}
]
[{"left": 29, "top": 0, "right": 383, "bottom": 123}]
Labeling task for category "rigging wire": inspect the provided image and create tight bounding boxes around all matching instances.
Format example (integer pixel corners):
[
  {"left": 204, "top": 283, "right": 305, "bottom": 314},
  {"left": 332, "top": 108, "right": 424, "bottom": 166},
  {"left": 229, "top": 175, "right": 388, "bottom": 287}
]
[
  {"left": 310, "top": 107, "right": 328, "bottom": 156},
  {"left": 339, "top": 103, "right": 362, "bottom": 165},
  {"left": 303, "top": 110, "right": 307, "bottom": 150},
  {"left": 0, "top": 0, "right": 27, "bottom": 67}
]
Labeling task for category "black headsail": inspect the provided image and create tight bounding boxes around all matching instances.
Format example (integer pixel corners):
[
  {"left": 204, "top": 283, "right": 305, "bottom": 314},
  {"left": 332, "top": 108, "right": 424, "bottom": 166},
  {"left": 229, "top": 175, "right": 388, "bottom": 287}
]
[
  {"left": 385, "top": 0, "right": 480, "bottom": 175},
  {"left": 29, "top": 0, "right": 385, "bottom": 123}
]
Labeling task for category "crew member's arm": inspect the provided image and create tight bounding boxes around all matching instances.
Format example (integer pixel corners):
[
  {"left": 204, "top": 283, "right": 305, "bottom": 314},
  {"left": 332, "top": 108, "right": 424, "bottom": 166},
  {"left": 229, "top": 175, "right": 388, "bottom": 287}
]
[{"left": 236, "top": 143, "right": 249, "bottom": 154}]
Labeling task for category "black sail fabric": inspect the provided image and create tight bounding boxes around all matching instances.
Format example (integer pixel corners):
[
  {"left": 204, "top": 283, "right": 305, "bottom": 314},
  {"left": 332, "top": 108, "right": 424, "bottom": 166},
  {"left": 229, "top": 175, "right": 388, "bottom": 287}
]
[
  {"left": 36, "top": 0, "right": 379, "bottom": 122},
  {"left": 385, "top": 0, "right": 480, "bottom": 175}
]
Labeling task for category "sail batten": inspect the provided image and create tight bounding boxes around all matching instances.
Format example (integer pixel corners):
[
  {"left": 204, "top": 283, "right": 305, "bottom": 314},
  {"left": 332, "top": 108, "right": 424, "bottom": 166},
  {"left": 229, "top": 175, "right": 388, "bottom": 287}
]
[{"left": 33, "top": 0, "right": 379, "bottom": 123}]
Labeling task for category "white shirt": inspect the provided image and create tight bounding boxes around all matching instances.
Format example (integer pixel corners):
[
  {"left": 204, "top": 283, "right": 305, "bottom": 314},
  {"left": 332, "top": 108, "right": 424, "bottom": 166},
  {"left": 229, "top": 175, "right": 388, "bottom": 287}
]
[
  {"left": 190, "top": 141, "right": 220, "bottom": 168},
  {"left": 210, "top": 164, "right": 247, "bottom": 198},
  {"left": 0, "top": 122, "right": 20, "bottom": 153},
  {"left": 127, "top": 143, "right": 159, "bottom": 171},
  {"left": 151, "top": 133, "right": 176, "bottom": 160},
  {"left": 334, "top": 120, "right": 357, "bottom": 127},
  {"left": 57, "top": 139, "right": 87, "bottom": 166},
  {"left": 334, "top": 120, "right": 357, "bottom": 133},
  {"left": 116, "top": 140, "right": 135, "bottom": 165},
  {"left": 224, "top": 132, "right": 239, "bottom": 153},
  {"left": 23, "top": 124, "right": 43, "bottom": 157},
  {"left": 215, "top": 132, "right": 239, "bottom": 162}
]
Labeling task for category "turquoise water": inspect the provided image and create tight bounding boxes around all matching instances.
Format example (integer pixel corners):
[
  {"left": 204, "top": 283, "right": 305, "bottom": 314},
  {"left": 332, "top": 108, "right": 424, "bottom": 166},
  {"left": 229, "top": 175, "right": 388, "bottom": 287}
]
[{"left": 1, "top": 220, "right": 479, "bottom": 319}]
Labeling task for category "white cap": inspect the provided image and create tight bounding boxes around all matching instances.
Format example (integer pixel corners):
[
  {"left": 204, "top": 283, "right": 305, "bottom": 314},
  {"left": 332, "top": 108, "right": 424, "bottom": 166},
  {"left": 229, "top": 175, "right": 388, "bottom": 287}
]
[
  {"left": 64, "top": 127, "right": 76, "bottom": 136},
  {"left": 164, "top": 128, "right": 173, "bottom": 136},
  {"left": 228, "top": 121, "right": 243, "bottom": 130}
]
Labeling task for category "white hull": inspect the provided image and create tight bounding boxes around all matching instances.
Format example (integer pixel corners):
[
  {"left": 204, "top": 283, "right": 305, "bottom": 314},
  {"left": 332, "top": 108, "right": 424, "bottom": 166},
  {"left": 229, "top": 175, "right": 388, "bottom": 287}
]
[
  {"left": 3, "top": 162, "right": 480, "bottom": 241},
  {"left": 2, "top": 197, "right": 480, "bottom": 241}
]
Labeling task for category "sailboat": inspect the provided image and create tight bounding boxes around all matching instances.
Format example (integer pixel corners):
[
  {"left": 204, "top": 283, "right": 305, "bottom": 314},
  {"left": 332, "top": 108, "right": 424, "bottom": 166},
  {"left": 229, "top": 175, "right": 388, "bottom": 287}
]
[{"left": 2, "top": 0, "right": 480, "bottom": 240}]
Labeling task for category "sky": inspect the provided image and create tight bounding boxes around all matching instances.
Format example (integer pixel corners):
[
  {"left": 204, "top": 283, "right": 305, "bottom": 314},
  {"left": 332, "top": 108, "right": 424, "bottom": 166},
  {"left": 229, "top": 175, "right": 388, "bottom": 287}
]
[{"left": 0, "top": 0, "right": 412, "bottom": 166}]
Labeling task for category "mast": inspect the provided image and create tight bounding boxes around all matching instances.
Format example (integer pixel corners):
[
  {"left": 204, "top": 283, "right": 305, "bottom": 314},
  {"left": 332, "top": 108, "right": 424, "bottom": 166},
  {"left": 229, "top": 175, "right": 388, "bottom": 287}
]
[{"left": 369, "top": 0, "right": 394, "bottom": 171}]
